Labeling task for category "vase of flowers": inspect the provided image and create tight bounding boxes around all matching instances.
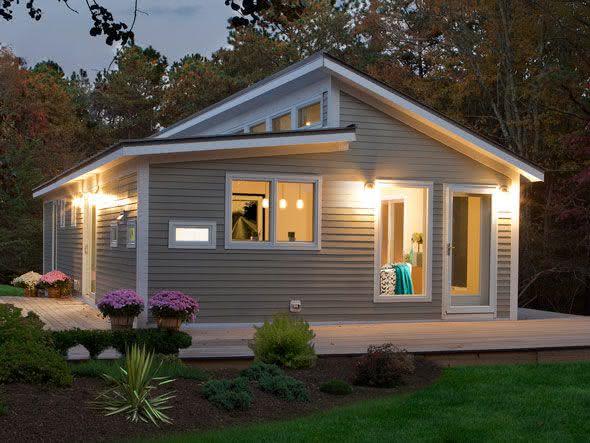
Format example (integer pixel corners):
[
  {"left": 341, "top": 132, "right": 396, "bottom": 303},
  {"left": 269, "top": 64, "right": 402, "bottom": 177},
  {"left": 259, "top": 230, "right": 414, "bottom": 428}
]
[
  {"left": 149, "top": 290, "right": 199, "bottom": 331},
  {"left": 411, "top": 232, "right": 424, "bottom": 267},
  {"left": 37, "top": 270, "right": 71, "bottom": 298},
  {"left": 11, "top": 271, "right": 41, "bottom": 297},
  {"left": 97, "top": 289, "right": 144, "bottom": 330}
]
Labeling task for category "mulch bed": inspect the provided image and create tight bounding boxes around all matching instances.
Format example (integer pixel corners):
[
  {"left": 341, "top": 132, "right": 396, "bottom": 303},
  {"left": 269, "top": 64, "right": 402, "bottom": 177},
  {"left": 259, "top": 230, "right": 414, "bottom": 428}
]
[{"left": 0, "top": 357, "right": 440, "bottom": 443}]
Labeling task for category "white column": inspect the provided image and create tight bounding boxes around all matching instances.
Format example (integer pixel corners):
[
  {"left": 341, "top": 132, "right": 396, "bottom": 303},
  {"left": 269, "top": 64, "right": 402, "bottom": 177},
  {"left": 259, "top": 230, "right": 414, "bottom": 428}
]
[{"left": 136, "top": 159, "right": 150, "bottom": 327}]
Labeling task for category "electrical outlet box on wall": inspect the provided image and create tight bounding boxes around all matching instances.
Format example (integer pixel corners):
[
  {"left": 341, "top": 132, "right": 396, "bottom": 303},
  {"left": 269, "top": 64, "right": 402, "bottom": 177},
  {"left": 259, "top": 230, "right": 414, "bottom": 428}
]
[{"left": 290, "top": 300, "right": 302, "bottom": 313}]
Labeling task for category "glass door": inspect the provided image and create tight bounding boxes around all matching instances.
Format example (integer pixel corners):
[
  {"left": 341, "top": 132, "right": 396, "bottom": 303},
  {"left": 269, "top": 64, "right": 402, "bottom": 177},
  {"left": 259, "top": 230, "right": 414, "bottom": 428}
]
[{"left": 447, "top": 188, "right": 493, "bottom": 309}]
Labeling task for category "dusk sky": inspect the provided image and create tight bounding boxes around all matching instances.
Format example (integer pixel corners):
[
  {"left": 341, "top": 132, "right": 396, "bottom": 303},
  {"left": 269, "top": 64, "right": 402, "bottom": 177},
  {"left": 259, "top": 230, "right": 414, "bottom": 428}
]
[{"left": 0, "top": 0, "right": 233, "bottom": 76}]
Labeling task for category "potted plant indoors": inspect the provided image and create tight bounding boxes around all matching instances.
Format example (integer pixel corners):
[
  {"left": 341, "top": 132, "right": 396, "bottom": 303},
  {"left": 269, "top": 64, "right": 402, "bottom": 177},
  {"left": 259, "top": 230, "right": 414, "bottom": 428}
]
[
  {"left": 97, "top": 289, "right": 144, "bottom": 330},
  {"left": 149, "top": 290, "right": 199, "bottom": 331},
  {"left": 11, "top": 271, "right": 41, "bottom": 297},
  {"left": 37, "top": 270, "right": 71, "bottom": 298}
]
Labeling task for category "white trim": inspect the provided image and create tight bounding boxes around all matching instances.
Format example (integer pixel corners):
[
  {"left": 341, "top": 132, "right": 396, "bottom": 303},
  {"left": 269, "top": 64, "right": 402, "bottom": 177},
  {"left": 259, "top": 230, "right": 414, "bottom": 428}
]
[
  {"left": 509, "top": 174, "right": 520, "bottom": 320},
  {"left": 225, "top": 172, "right": 322, "bottom": 251},
  {"left": 442, "top": 184, "right": 498, "bottom": 318},
  {"left": 156, "top": 56, "right": 325, "bottom": 138},
  {"left": 109, "top": 221, "right": 118, "bottom": 247},
  {"left": 33, "top": 131, "right": 355, "bottom": 198},
  {"left": 373, "top": 180, "right": 434, "bottom": 303},
  {"left": 168, "top": 220, "right": 217, "bottom": 249},
  {"left": 126, "top": 219, "right": 137, "bottom": 249},
  {"left": 327, "top": 77, "right": 340, "bottom": 127},
  {"left": 324, "top": 58, "right": 543, "bottom": 182},
  {"left": 136, "top": 160, "right": 149, "bottom": 327}
]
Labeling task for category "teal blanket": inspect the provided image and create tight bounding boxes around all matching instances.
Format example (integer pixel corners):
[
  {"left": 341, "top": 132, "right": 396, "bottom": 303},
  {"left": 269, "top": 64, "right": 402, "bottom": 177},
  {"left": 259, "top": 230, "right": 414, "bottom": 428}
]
[{"left": 394, "top": 263, "right": 414, "bottom": 295}]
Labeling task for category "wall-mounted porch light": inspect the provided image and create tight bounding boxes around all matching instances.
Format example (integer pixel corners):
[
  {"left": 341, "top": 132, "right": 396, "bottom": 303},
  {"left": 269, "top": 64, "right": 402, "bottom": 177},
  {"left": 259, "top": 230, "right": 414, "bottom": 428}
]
[
  {"left": 116, "top": 211, "right": 128, "bottom": 221},
  {"left": 496, "top": 184, "right": 512, "bottom": 213},
  {"left": 363, "top": 181, "right": 377, "bottom": 208}
]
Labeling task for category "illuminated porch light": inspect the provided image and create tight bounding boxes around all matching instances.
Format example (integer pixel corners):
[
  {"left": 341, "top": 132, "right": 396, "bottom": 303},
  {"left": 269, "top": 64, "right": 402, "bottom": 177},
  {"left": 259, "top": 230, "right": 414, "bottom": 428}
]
[
  {"left": 363, "top": 181, "right": 377, "bottom": 207},
  {"left": 496, "top": 185, "right": 512, "bottom": 213}
]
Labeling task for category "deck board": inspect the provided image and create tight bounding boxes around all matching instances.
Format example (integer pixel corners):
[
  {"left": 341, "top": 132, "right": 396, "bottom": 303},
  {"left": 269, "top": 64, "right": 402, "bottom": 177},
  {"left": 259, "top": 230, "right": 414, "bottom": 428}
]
[{"left": 2, "top": 297, "right": 590, "bottom": 361}]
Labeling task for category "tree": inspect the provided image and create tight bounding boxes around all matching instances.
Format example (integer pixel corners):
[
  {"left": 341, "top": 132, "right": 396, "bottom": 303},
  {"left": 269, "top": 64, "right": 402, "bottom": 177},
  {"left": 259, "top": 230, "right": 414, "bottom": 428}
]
[{"left": 92, "top": 45, "right": 167, "bottom": 140}]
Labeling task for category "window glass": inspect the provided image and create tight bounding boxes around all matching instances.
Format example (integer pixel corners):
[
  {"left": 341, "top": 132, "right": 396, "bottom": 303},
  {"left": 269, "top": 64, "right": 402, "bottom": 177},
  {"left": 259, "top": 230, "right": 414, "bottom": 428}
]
[
  {"left": 272, "top": 113, "right": 291, "bottom": 132},
  {"left": 127, "top": 220, "right": 136, "bottom": 248},
  {"left": 378, "top": 185, "right": 428, "bottom": 296},
  {"left": 297, "top": 102, "right": 321, "bottom": 128},
  {"left": 276, "top": 181, "right": 314, "bottom": 242},
  {"left": 176, "top": 227, "right": 209, "bottom": 242},
  {"left": 231, "top": 180, "right": 271, "bottom": 242},
  {"left": 249, "top": 121, "right": 267, "bottom": 133},
  {"left": 168, "top": 220, "right": 216, "bottom": 249}
]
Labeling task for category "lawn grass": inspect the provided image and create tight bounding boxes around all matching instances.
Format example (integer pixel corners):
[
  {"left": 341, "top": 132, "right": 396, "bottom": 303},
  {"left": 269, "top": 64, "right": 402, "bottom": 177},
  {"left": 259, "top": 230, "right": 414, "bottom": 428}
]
[
  {"left": 70, "top": 357, "right": 209, "bottom": 381},
  {"left": 156, "top": 361, "right": 590, "bottom": 442},
  {"left": 0, "top": 284, "right": 23, "bottom": 297}
]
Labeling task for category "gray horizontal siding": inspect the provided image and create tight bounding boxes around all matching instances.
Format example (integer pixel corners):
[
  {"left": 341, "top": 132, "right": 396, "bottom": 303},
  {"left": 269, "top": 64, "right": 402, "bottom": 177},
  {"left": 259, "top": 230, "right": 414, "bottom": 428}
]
[
  {"left": 56, "top": 201, "right": 82, "bottom": 292},
  {"left": 43, "top": 202, "right": 54, "bottom": 274},
  {"left": 95, "top": 171, "right": 138, "bottom": 302},
  {"left": 147, "top": 91, "right": 511, "bottom": 323}
]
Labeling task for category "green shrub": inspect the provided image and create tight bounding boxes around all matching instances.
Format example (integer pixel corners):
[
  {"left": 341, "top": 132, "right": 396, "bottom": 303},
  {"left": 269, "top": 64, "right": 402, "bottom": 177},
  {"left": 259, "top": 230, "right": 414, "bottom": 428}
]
[
  {"left": 115, "top": 329, "right": 192, "bottom": 356},
  {"left": 240, "top": 361, "right": 284, "bottom": 381},
  {"left": 319, "top": 379, "right": 353, "bottom": 395},
  {"left": 93, "top": 345, "right": 175, "bottom": 425},
  {"left": 354, "top": 343, "right": 415, "bottom": 388},
  {"left": 0, "top": 339, "right": 72, "bottom": 386},
  {"left": 202, "top": 377, "right": 252, "bottom": 411},
  {"left": 71, "top": 355, "right": 209, "bottom": 381},
  {"left": 258, "top": 374, "right": 310, "bottom": 402},
  {"left": 51, "top": 328, "right": 192, "bottom": 357},
  {"left": 249, "top": 313, "right": 316, "bottom": 369},
  {"left": 0, "top": 304, "right": 48, "bottom": 346}
]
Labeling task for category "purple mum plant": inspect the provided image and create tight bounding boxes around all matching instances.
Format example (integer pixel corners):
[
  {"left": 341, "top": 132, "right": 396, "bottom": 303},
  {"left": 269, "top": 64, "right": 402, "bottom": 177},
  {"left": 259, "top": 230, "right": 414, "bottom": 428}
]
[
  {"left": 97, "top": 289, "right": 144, "bottom": 318},
  {"left": 149, "top": 290, "right": 199, "bottom": 322}
]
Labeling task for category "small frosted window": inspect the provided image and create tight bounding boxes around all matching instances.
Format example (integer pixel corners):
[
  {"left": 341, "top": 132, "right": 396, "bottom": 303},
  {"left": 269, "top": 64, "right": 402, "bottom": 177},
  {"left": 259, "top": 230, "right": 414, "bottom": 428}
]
[{"left": 176, "top": 227, "right": 210, "bottom": 242}]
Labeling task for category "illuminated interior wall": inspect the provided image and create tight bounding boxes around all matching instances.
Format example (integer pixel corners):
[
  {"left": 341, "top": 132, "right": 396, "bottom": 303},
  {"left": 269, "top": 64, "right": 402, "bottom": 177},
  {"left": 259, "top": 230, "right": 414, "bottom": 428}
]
[{"left": 276, "top": 182, "right": 314, "bottom": 242}]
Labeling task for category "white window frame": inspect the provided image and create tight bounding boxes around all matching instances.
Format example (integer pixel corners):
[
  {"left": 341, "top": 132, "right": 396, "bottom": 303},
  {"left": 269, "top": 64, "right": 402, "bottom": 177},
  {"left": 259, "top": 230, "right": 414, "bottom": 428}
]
[
  {"left": 168, "top": 220, "right": 217, "bottom": 249},
  {"left": 225, "top": 172, "right": 321, "bottom": 251},
  {"left": 58, "top": 200, "right": 66, "bottom": 228},
  {"left": 126, "top": 219, "right": 137, "bottom": 249},
  {"left": 70, "top": 200, "right": 77, "bottom": 227},
  {"left": 224, "top": 93, "right": 325, "bottom": 135},
  {"left": 109, "top": 221, "right": 118, "bottom": 248},
  {"left": 373, "top": 180, "right": 433, "bottom": 303},
  {"left": 296, "top": 98, "right": 323, "bottom": 130}
]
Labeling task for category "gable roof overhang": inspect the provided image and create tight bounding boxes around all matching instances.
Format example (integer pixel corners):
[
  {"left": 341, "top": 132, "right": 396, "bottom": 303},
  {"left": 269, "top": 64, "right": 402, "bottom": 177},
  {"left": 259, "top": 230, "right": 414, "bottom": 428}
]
[
  {"left": 154, "top": 52, "right": 543, "bottom": 182},
  {"left": 32, "top": 127, "right": 356, "bottom": 198}
]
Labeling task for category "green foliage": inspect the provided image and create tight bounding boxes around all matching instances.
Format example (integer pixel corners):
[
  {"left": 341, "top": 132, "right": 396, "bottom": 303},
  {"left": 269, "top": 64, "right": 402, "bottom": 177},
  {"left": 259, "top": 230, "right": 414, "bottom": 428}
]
[
  {"left": 0, "top": 338, "right": 72, "bottom": 386},
  {"left": 0, "top": 303, "right": 71, "bottom": 385},
  {"left": 202, "top": 377, "right": 252, "bottom": 411},
  {"left": 319, "top": 379, "right": 353, "bottom": 396},
  {"left": 0, "top": 285, "right": 23, "bottom": 296},
  {"left": 71, "top": 355, "right": 208, "bottom": 381},
  {"left": 93, "top": 344, "right": 175, "bottom": 425},
  {"left": 258, "top": 373, "right": 310, "bottom": 402},
  {"left": 51, "top": 328, "right": 192, "bottom": 358},
  {"left": 354, "top": 344, "right": 415, "bottom": 388},
  {"left": 240, "top": 361, "right": 284, "bottom": 381},
  {"left": 249, "top": 314, "right": 316, "bottom": 369}
]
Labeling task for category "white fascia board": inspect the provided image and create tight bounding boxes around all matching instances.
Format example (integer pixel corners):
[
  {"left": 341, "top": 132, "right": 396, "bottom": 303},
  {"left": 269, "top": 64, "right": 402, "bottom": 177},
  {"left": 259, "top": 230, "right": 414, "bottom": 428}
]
[
  {"left": 154, "top": 57, "right": 325, "bottom": 139},
  {"left": 128, "top": 132, "right": 355, "bottom": 156},
  {"left": 33, "top": 131, "right": 356, "bottom": 198},
  {"left": 324, "top": 59, "right": 544, "bottom": 182},
  {"left": 32, "top": 149, "right": 125, "bottom": 198}
]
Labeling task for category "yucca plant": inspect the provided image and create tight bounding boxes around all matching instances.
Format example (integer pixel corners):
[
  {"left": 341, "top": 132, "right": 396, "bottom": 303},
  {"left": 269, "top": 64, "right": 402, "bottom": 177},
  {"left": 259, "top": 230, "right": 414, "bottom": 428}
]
[{"left": 93, "top": 344, "right": 175, "bottom": 425}]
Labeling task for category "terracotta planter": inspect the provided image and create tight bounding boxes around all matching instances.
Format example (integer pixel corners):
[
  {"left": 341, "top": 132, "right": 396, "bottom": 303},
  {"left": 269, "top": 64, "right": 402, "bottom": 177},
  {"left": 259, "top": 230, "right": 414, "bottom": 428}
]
[
  {"left": 156, "top": 317, "right": 183, "bottom": 331},
  {"left": 109, "top": 315, "right": 135, "bottom": 330},
  {"left": 24, "top": 287, "right": 37, "bottom": 297},
  {"left": 47, "top": 287, "right": 61, "bottom": 298}
]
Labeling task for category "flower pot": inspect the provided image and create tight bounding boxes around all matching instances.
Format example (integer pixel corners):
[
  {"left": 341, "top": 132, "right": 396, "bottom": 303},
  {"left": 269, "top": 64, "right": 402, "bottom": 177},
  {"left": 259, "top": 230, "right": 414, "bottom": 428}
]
[
  {"left": 24, "top": 287, "right": 37, "bottom": 297},
  {"left": 156, "top": 317, "right": 183, "bottom": 331},
  {"left": 109, "top": 315, "right": 135, "bottom": 330},
  {"left": 47, "top": 287, "right": 61, "bottom": 298}
]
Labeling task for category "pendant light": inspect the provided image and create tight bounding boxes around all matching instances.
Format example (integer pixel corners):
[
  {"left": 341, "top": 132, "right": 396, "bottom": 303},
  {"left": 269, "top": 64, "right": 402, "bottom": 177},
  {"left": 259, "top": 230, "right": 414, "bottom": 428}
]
[
  {"left": 296, "top": 183, "right": 304, "bottom": 209},
  {"left": 279, "top": 183, "right": 287, "bottom": 209},
  {"left": 262, "top": 182, "right": 269, "bottom": 208}
]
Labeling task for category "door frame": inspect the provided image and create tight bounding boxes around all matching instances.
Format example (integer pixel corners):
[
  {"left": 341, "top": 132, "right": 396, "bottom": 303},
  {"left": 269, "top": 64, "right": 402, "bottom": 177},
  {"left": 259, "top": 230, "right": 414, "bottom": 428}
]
[
  {"left": 442, "top": 184, "right": 498, "bottom": 318},
  {"left": 81, "top": 195, "right": 96, "bottom": 303}
]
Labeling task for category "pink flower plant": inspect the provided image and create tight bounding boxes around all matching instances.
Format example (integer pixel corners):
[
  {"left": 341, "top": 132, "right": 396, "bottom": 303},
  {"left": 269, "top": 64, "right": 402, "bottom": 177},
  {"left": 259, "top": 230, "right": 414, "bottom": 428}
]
[
  {"left": 37, "top": 270, "right": 70, "bottom": 289},
  {"left": 149, "top": 290, "right": 200, "bottom": 322},
  {"left": 97, "top": 289, "right": 144, "bottom": 318}
]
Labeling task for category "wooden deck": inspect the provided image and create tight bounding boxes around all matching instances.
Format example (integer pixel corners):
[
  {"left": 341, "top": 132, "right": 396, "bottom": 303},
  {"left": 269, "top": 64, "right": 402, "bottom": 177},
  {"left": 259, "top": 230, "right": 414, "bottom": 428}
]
[{"left": 3, "top": 296, "right": 590, "bottom": 364}]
